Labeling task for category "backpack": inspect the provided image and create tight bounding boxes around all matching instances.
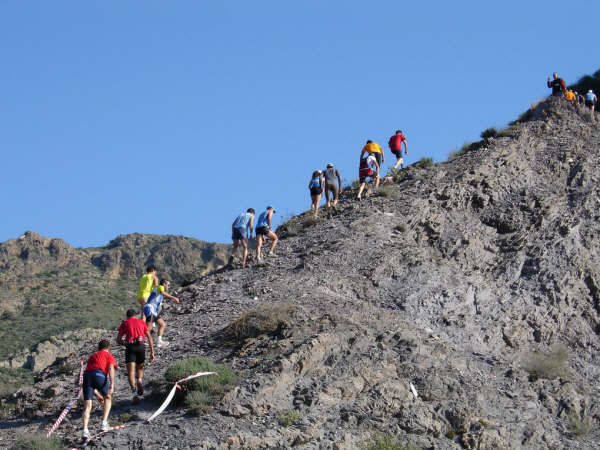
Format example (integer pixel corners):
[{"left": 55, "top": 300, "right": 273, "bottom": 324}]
[
  {"left": 310, "top": 177, "right": 321, "bottom": 189},
  {"left": 560, "top": 79, "right": 566, "bottom": 91},
  {"left": 359, "top": 157, "right": 374, "bottom": 177}
]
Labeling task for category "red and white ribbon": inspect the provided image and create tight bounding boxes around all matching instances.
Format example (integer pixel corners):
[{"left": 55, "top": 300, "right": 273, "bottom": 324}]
[{"left": 47, "top": 360, "right": 84, "bottom": 437}]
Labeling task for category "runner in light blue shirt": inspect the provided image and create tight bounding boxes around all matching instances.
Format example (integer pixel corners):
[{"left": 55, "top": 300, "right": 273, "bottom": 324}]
[{"left": 229, "top": 208, "right": 255, "bottom": 268}]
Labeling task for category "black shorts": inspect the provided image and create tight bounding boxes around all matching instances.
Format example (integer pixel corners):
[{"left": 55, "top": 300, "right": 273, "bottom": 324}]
[
  {"left": 231, "top": 226, "right": 247, "bottom": 240},
  {"left": 146, "top": 314, "right": 161, "bottom": 323},
  {"left": 359, "top": 176, "right": 374, "bottom": 183},
  {"left": 585, "top": 100, "right": 595, "bottom": 108},
  {"left": 125, "top": 343, "right": 146, "bottom": 364},
  {"left": 310, "top": 187, "right": 323, "bottom": 196},
  {"left": 256, "top": 226, "right": 270, "bottom": 236},
  {"left": 391, "top": 149, "right": 402, "bottom": 159}
]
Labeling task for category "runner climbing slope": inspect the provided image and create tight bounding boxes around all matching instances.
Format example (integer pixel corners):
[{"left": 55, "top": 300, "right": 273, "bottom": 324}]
[
  {"left": 323, "top": 163, "right": 343, "bottom": 209},
  {"left": 388, "top": 130, "right": 408, "bottom": 169},
  {"left": 361, "top": 140, "right": 384, "bottom": 179},
  {"left": 357, "top": 153, "right": 379, "bottom": 200},
  {"left": 308, "top": 170, "right": 325, "bottom": 215},
  {"left": 136, "top": 266, "right": 158, "bottom": 318},
  {"left": 255, "top": 206, "right": 279, "bottom": 261},
  {"left": 81, "top": 339, "right": 117, "bottom": 440},
  {"left": 116, "top": 309, "right": 155, "bottom": 404},
  {"left": 230, "top": 208, "right": 255, "bottom": 268},
  {"left": 143, "top": 279, "right": 180, "bottom": 348}
]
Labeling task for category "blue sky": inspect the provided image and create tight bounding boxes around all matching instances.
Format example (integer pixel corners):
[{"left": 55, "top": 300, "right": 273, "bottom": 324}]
[{"left": 1, "top": 1, "right": 598, "bottom": 247}]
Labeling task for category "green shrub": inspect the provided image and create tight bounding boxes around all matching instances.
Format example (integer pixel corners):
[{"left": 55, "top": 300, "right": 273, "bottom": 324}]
[
  {"left": 417, "top": 157, "right": 433, "bottom": 168},
  {"left": 480, "top": 128, "right": 498, "bottom": 140},
  {"left": 521, "top": 346, "right": 570, "bottom": 381},
  {"left": 225, "top": 303, "right": 296, "bottom": 343},
  {"left": 10, "top": 434, "right": 63, "bottom": 450},
  {"left": 303, "top": 215, "right": 323, "bottom": 228},
  {"left": 0, "top": 368, "right": 34, "bottom": 398},
  {"left": 278, "top": 409, "right": 302, "bottom": 426},
  {"left": 164, "top": 357, "right": 238, "bottom": 414},
  {"left": 360, "top": 433, "right": 420, "bottom": 450}
]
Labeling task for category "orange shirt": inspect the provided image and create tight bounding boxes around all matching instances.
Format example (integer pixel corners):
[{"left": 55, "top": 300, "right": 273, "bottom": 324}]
[{"left": 361, "top": 142, "right": 383, "bottom": 155}]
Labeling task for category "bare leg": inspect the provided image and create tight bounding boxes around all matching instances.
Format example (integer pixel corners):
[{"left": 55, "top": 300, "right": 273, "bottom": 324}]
[
  {"left": 126, "top": 362, "right": 137, "bottom": 392},
  {"left": 156, "top": 318, "right": 166, "bottom": 337},
  {"left": 357, "top": 182, "right": 366, "bottom": 199},
  {"left": 256, "top": 235, "right": 264, "bottom": 260},
  {"left": 83, "top": 399, "right": 92, "bottom": 431},
  {"left": 101, "top": 394, "right": 112, "bottom": 423},
  {"left": 137, "top": 298, "right": 146, "bottom": 319},
  {"left": 314, "top": 194, "right": 322, "bottom": 214},
  {"left": 241, "top": 239, "right": 249, "bottom": 268},
  {"left": 393, "top": 157, "right": 403, "bottom": 169},
  {"left": 267, "top": 231, "right": 278, "bottom": 253},
  {"left": 375, "top": 175, "right": 380, "bottom": 189}
]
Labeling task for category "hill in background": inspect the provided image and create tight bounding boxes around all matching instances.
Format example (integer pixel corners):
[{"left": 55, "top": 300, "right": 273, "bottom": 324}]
[{"left": 0, "top": 232, "right": 229, "bottom": 362}]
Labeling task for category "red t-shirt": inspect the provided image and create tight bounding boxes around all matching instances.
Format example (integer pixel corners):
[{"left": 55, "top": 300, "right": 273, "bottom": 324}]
[
  {"left": 118, "top": 317, "right": 148, "bottom": 344},
  {"left": 86, "top": 350, "right": 117, "bottom": 375},
  {"left": 388, "top": 134, "right": 406, "bottom": 151}
]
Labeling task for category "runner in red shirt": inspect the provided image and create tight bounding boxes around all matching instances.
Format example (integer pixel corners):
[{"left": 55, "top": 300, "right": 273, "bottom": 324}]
[
  {"left": 117, "top": 309, "right": 155, "bottom": 404},
  {"left": 82, "top": 340, "right": 117, "bottom": 439},
  {"left": 388, "top": 130, "right": 408, "bottom": 169}
]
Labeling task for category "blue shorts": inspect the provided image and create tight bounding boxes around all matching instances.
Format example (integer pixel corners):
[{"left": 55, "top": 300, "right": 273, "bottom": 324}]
[
  {"left": 83, "top": 370, "right": 110, "bottom": 400},
  {"left": 232, "top": 226, "right": 248, "bottom": 240}
]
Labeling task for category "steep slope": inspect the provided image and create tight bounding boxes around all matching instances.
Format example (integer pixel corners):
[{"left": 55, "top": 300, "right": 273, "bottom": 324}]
[
  {"left": 3, "top": 97, "right": 600, "bottom": 449},
  {"left": 0, "top": 232, "right": 229, "bottom": 362}
]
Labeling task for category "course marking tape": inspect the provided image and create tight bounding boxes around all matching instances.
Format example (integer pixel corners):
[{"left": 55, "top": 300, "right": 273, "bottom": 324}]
[
  {"left": 47, "top": 360, "right": 84, "bottom": 437},
  {"left": 67, "top": 371, "right": 217, "bottom": 448}
]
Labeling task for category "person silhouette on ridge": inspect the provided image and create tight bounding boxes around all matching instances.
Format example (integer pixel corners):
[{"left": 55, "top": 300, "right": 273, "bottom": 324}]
[{"left": 547, "top": 73, "right": 566, "bottom": 97}]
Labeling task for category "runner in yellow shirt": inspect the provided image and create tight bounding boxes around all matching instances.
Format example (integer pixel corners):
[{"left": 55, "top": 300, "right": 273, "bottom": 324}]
[
  {"left": 360, "top": 140, "right": 384, "bottom": 185},
  {"left": 136, "top": 266, "right": 158, "bottom": 317}
]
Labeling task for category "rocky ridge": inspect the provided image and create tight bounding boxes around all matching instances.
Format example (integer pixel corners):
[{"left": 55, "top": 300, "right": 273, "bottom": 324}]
[{"left": 2, "top": 97, "right": 600, "bottom": 449}]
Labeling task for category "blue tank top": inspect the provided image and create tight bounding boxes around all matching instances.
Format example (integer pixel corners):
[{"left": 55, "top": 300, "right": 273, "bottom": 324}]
[
  {"left": 586, "top": 92, "right": 595, "bottom": 102},
  {"left": 233, "top": 212, "right": 252, "bottom": 229},
  {"left": 310, "top": 177, "right": 321, "bottom": 189},
  {"left": 256, "top": 211, "right": 269, "bottom": 228}
]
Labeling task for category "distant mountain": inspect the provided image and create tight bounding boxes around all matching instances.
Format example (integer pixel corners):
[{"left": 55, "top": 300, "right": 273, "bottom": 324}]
[{"left": 0, "top": 232, "right": 229, "bottom": 361}]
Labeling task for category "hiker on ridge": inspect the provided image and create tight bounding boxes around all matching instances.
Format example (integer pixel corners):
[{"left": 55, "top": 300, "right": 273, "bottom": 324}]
[
  {"left": 136, "top": 266, "right": 158, "bottom": 318},
  {"left": 323, "top": 163, "right": 343, "bottom": 209},
  {"left": 585, "top": 89, "right": 597, "bottom": 120},
  {"left": 308, "top": 170, "right": 325, "bottom": 215},
  {"left": 116, "top": 309, "right": 155, "bottom": 405},
  {"left": 361, "top": 140, "right": 384, "bottom": 180},
  {"left": 143, "top": 279, "right": 179, "bottom": 348},
  {"left": 388, "top": 130, "right": 408, "bottom": 169},
  {"left": 82, "top": 339, "right": 117, "bottom": 440},
  {"left": 564, "top": 89, "right": 576, "bottom": 102},
  {"left": 255, "top": 206, "right": 279, "bottom": 261},
  {"left": 547, "top": 73, "right": 566, "bottom": 97},
  {"left": 230, "top": 208, "right": 255, "bottom": 268},
  {"left": 357, "top": 153, "right": 379, "bottom": 200}
]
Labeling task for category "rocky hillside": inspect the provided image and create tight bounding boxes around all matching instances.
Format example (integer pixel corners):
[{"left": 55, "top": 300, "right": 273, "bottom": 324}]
[
  {"left": 0, "top": 232, "right": 229, "bottom": 362},
  {"left": 2, "top": 97, "right": 600, "bottom": 449}
]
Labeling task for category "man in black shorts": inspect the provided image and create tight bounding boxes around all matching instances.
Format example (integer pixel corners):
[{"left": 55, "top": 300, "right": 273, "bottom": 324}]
[
  {"left": 388, "top": 130, "right": 408, "bottom": 169},
  {"left": 117, "top": 309, "right": 154, "bottom": 404},
  {"left": 323, "top": 163, "right": 343, "bottom": 209},
  {"left": 255, "top": 206, "right": 279, "bottom": 260}
]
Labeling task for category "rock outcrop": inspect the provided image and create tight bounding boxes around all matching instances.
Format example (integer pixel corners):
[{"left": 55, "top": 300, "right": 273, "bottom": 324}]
[{"left": 2, "top": 98, "right": 600, "bottom": 449}]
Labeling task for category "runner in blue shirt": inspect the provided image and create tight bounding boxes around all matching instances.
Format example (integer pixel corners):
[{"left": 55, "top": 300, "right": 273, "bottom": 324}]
[
  {"left": 229, "top": 208, "right": 255, "bottom": 268},
  {"left": 255, "top": 206, "right": 279, "bottom": 261}
]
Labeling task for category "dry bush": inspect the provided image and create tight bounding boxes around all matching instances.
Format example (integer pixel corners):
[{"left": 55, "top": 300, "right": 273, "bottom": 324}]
[
  {"left": 377, "top": 185, "right": 399, "bottom": 198},
  {"left": 226, "top": 303, "right": 297, "bottom": 343},
  {"left": 567, "top": 414, "right": 594, "bottom": 438},
  {"left": 521, "top": 346, "right": 570, "bottom": 381}
]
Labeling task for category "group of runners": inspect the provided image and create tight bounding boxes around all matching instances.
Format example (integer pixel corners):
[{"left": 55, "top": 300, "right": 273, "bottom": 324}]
[
  {"left": 80, "top": 268, "right": 179, "bottom": 439},
  {"left": 547, "top": 72, "right": 597, "bottom": 120},
  {"left": 230, "top": 206, "right": 279, "bottom": 268}
]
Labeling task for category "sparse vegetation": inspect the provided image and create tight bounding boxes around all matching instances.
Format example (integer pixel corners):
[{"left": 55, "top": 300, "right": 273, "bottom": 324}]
[
  {"left": 278, "top": 409, "right": 302, "bottom": 426},
  {"left": 360, "top": 433, "right": 420, "bottom": 450},
  {"left": 387, "top": 168, "right": 408, "bottom": 183},
  {"left": 164, "top": 357, "right": 238, "bottom": 415},
  {"left": 303, "top": 215, "right": 323, "bottom": 228},
  {"left": 0, "top": 367, "right": 34, "bottom": 398},
  {"left": 567, "top": 414, "right": 594, "bottom": 438},
  {"left": 496, "top": 124, "right": 519, "bottom": 138},
  {"left": 377, "top": 185, "right": 398, "bottom": 198},
  {"left": 417, "top": 157, "right": 434, "bottom": 168},
  {"left": 225, "top": 303, "right": 297, "bottom": 343},
  {"left": 521, "top": 346, "right": 571, "bottom": 381},
  {"left": 394, "top": 224, "right": 407, "bottom": 233},
  {"left": 114, "top": 412, "right": 133, "bottom": 425},
  {"left": 10, "top": 434, "right": 63, "bottom": 450},
  {"left": 480, "top": 127, "right": 498, "bottom": 140}
]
